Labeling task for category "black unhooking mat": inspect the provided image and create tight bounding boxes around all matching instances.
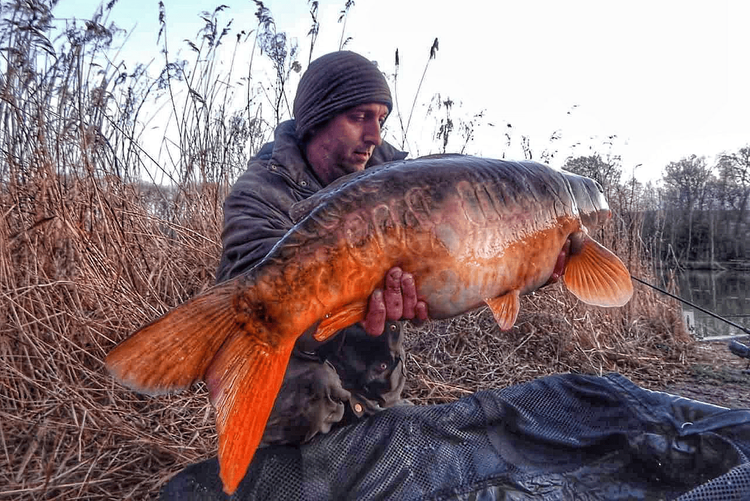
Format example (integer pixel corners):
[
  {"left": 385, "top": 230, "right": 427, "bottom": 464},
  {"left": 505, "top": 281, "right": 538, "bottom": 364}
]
[{"left": 160, "top": 373, "right": 750, "bottom": 500}]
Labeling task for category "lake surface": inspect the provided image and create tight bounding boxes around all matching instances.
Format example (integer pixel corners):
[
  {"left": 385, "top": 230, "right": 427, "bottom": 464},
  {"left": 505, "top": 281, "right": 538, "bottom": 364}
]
[{"left": 668, "top": 269, "right": 750, "bottom": 340}]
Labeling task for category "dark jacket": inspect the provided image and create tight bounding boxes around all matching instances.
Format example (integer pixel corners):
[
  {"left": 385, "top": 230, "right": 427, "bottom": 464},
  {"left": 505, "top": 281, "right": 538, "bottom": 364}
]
[
  {"left": 216, "top": 120, "right": 408, "bottom": 446},
  {"left": 216, "top": 120, "right": 407, "bottom": 282}
]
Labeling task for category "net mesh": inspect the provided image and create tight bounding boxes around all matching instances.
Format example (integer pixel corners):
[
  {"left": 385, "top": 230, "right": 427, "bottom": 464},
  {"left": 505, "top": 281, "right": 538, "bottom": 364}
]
[{"left": 162, "top": 373, "right": 750, "bottom": 500}]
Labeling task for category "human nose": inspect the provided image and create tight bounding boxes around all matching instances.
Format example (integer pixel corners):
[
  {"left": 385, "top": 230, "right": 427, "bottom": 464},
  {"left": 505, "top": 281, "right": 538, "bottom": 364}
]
[{"left": 363, "top": 119, "right": 382, "bottom": 146}]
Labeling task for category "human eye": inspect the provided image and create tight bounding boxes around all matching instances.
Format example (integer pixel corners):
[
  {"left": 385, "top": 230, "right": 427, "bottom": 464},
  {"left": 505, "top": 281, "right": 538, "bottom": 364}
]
[{"left": 348, "top": 111, "right": 366, "bottom": 122}]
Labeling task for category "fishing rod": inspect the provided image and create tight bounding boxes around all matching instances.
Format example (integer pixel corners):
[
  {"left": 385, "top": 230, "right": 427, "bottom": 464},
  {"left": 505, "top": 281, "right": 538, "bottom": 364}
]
[{"left": 631, "top": 275, "right": 750, "bottom": 336}]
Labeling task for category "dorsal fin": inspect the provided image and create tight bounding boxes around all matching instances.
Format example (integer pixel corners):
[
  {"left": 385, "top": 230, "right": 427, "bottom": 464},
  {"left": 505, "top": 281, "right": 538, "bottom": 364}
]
[{"left": 289, "top": 194, "right": 323, "bottom": 223}]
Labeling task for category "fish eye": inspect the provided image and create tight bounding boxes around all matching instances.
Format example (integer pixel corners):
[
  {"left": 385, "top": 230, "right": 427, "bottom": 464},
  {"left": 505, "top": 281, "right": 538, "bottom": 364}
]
[
  {"left": 388, "top": 323, "right": 397, "bottom": 332},
  {"left": 379, "top": 362, "right": 388, "bottom": 372}
]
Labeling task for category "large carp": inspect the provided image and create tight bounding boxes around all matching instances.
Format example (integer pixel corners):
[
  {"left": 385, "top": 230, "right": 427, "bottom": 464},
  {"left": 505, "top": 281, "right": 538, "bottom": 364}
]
[{"left": 106, "top": 155, "right": 633, "bottom": 494}]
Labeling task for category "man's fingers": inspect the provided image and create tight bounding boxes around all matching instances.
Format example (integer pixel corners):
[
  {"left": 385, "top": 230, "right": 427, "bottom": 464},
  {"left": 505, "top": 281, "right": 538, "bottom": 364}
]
[
  {"left": 415, "top": 301, "right": 429, "bottom": 321},
  {"left": 544, "top": 239, "right": 571, "bottom": 286},
  {"left": 401, "top": 272, "right": 418, "bottom": 319},
  {"left": 365, "top": 267, "right": 429, "bottom": 335},
  {"left": 363, "top": 289, "right": 386, "bottom": 336},
  {"left": 384, "top": 267, "right": 403, "bottom": 321}
]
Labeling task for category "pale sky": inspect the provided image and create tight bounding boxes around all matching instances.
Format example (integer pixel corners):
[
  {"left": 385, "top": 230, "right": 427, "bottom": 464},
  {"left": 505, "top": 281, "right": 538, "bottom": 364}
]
[{"left": 52, "top": 0, "right": 750, "bottom": 183}]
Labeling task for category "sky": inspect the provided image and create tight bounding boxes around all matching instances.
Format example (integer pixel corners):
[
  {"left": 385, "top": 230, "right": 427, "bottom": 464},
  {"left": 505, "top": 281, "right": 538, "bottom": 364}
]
[{"left": 51, "top": 0, "right": 750, "bottom": 183}]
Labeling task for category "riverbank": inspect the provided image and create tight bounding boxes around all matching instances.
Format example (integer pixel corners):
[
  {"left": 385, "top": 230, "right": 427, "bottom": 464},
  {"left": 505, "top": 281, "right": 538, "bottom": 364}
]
[
  {"left": 678, "top": 260, "right": 750, "bottom": 271},
  {"left": 662, "top": 338, "right": 750, "bottom": 409},
  {"left": 668, "top": 266, "right": 750, "bottom": 340}
]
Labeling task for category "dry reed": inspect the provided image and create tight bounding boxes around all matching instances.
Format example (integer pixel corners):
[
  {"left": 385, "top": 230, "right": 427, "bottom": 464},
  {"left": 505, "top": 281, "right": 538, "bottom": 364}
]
[{"left": 0, "top": 2, "right": 695, "bottom": 499}]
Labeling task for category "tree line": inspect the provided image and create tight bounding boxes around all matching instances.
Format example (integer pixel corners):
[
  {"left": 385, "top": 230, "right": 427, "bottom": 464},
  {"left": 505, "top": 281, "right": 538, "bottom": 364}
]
[{"left": 563, "top": 148, "right": 750, "bottom": 268}]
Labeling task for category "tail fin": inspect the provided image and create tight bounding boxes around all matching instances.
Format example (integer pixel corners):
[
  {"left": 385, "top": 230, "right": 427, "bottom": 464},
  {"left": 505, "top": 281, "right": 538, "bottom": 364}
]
[
  {"left": 563, "top": 235, "right": 633, "bottom": 307},
  {"left": 107, "top": 281, "right": 297, "bottom": 494},
  {"left": 105, "top": 283, "right": 238, "bottom": 395},
  {"left": 205, "top": 331, "right": 295, "bottom": 495}
]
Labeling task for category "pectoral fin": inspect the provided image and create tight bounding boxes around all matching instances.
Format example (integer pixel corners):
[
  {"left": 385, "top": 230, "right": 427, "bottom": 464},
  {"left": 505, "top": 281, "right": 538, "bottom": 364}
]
[
  {"left": 563, "top": 235, "right": 633, "bottom": 307},
  {"left": 485, "top": 290, "right": 521, "bottom": 331},
  {"left": 313, "top": 300, "right": 368, "bottom": 341}
]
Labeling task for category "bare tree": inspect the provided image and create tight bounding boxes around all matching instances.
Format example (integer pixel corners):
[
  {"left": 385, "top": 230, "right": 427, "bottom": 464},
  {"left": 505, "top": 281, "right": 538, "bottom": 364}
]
[
  {"left": 718, "top": 147, "right": 750, "bottom": 213},
  {"left": 661, "top": 155, "right": 714, "bottom": 261},
  {"left": 717, "top": 146, "right": 750, "bottom": 258},
  {"left": 562, "top": 154, "right": 622, "bottom": 200}
]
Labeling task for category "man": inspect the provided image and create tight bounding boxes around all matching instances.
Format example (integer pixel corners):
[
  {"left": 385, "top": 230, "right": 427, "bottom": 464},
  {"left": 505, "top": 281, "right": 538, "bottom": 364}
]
[{"left": 215, "top": 50, "right": 427, "bottom": 446}]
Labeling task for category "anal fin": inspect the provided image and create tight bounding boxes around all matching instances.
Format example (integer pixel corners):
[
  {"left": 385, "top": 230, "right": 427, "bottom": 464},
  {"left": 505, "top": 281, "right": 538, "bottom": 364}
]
[
  {"left": 313, "top": 300, "right": 368, "bottom": 341},
  {"left": 205, "top": 332, "right": 295, "bottom": 495},
  {"left": 563, "top": 235, "right": 634, "bottom": 307},
  {"left": 485, "top": 290, "right": 521, "bottom": 331}
]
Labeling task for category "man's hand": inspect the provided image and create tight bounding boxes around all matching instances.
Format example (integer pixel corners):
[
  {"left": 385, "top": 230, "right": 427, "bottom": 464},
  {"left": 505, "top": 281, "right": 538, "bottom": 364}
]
[
  {"left": 362, "top": 267, "right": 428, "bottom": 336},
  {"left": 544, "top": 238, "right": 572, "bottom": 286}
]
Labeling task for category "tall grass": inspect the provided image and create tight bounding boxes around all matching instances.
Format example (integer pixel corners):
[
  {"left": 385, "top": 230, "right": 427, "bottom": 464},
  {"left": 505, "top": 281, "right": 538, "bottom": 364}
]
[
  {"left": 1, "top": 1, "right": 692, "bottom": 499},
  {"left": 0, "top": 2, "right": 252, "bottom": 497}
]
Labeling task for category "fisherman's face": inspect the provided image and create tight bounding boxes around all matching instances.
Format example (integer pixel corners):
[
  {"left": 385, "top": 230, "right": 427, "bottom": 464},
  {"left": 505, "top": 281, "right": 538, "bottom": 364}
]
[{"left": 306, "top": 102, "right": 388, "bottom": 186}]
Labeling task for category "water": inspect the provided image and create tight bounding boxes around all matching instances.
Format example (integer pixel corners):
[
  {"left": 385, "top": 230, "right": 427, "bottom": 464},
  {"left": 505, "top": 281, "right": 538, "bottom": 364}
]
[{"left": 672, "top": 269, "right": 750, "bottom": 340}]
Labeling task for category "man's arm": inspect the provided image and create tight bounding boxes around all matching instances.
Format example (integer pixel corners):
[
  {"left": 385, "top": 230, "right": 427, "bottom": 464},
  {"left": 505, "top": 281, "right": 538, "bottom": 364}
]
[{"left": 216, "top": 174, "right": 298, "bottom": 283}]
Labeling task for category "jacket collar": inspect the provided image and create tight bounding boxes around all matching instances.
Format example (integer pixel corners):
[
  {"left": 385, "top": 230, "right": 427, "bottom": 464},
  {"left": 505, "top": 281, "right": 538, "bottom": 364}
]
[{"left": 268, "top": 120, "right": 322, "bottom": 193}]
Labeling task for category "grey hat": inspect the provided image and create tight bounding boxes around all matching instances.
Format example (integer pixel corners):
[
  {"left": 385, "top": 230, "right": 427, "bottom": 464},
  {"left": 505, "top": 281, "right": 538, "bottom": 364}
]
[{"left": 293, "top": 51, "right": 393, "bottom": 140}]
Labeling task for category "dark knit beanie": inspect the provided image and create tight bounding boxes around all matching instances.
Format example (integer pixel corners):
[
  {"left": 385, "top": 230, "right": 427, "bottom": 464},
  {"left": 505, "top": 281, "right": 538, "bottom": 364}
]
[{"left": 293, "top": 51, "right": 393, "bottom": 140}]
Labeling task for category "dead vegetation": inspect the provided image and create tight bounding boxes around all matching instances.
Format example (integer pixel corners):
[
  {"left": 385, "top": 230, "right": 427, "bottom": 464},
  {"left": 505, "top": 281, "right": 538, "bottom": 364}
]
[
  {"left": 0, "top": 1, "right": 698, "bottom": 499},
  {"left": 0, "top": 164, "right": 695, "bottom": 499},
  {"left": 1, "top": 164, "right": 224, "bottom": 499},
  {"left": 404, "top": 279, "right": 692, "bottom": 405}
]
